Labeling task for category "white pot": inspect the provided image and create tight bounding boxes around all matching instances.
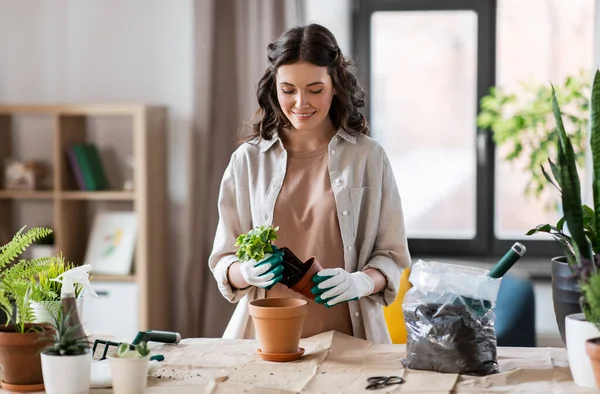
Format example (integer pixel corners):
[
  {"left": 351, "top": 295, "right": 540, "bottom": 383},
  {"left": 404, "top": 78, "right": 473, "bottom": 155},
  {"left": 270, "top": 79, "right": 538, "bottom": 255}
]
[
  {"left": 32, "top": 298, "right": 84, "bottom": 326},
  {"left": 108, "top": 354, "right": 150, "bottom": 394},
  {"left": 41, "top": 351, "right": 92, "bottom": 394},
  {"left": 566, "top": 313, "right": 600, "bottom": 388}
]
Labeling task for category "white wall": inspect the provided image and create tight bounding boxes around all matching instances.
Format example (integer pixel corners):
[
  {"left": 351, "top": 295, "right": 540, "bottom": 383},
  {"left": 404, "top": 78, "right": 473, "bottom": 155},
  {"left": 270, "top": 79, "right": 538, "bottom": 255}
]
[
  {"left": 303, "top": 0, "right": 352, "bottom": 57},
  {"left": 0, "top": 0, "right": 193, "bottom": 325}
]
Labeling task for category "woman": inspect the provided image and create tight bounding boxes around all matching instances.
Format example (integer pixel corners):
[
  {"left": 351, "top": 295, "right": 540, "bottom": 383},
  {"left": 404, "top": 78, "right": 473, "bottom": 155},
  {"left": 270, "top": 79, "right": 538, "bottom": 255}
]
[{"left": 208, "top": 23, "right": 411, "bottom": 344}]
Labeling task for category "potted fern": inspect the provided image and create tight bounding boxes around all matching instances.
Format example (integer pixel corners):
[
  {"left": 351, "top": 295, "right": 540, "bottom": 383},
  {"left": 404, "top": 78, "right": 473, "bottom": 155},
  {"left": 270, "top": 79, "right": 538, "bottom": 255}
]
[
  {"left": 40, "top": 308, "right": 92, "bottom": 394},
  {"left": 0, "top": 226, "right": 58, "bottom": 392},
  {"left": 108, "top": 341, "right": 152, "bottom": 394},
  {"left": 546, "top": 69, "right": 600, "bottom": 388}
]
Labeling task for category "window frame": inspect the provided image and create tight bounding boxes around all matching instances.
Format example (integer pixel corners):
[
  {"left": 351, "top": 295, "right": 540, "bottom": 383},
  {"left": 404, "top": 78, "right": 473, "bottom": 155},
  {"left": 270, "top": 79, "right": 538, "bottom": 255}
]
[{"left": 352, "top": 0, "right": 563, "bottom": 258}]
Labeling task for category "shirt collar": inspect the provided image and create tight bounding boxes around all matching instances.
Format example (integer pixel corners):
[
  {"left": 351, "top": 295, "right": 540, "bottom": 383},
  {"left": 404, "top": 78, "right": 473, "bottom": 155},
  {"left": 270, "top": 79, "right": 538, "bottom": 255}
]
[{"left": 259, "top": 128, "right": 356, "bottom": 154}]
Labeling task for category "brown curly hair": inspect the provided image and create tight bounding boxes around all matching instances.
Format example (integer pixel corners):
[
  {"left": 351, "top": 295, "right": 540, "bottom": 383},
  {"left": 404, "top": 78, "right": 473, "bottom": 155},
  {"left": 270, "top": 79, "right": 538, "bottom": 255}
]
[{"left": 249, "top": 23, "right": 368, "bottom": 140}]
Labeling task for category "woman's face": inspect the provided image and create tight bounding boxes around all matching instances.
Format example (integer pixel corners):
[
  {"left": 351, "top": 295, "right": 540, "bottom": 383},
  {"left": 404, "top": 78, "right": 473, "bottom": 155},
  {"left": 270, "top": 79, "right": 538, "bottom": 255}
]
[{"left": 276, "top": 61, "right": 335, "bottom": 132}]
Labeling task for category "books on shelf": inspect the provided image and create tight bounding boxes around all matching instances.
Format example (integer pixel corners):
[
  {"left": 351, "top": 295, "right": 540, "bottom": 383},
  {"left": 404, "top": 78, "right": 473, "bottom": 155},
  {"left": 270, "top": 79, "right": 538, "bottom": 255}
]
[{"left": 67, "top": 143, "right": 109, "bottom": 190}]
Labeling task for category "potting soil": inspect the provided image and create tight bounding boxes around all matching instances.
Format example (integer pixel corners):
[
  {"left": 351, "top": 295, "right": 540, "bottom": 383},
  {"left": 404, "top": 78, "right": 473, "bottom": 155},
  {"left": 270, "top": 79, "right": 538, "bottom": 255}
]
[
  {"left": 279, "top": 247, "right": 310, "bottom": 287},
  {"left": 403, "top": 300, "right": 499, "bottom": 376}
]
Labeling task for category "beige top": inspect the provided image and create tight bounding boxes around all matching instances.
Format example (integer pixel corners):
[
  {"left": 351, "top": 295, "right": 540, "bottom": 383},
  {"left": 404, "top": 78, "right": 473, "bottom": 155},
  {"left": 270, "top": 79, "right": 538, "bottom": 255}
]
[
  {"left": 208, "top": 129, "right": 411, "bottom": 344},
  {"left": 267, "top": 146, "right": 353, "bottom": 338}
]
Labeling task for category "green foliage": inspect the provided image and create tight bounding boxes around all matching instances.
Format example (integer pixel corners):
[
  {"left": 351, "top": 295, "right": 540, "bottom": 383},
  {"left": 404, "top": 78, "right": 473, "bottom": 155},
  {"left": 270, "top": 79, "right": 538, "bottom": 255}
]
[
  {"left": 42, "top": 309, "right": 90, "bottom": 356},
  {"left": 234, "top": 225, "right": 278, "bottom": 262},
  {"left": 31, "top": 256, "right": 83, "bottom": 302},
  {"left": 0, "top": 226, "right": 75, "bottom": 333},
  {"left": 546, "top": 69, "right": 600, "bottom": 328},
  {"left": 477, "top": 70, "right": 590, "bottom": 205},
  {"left": 116, "top": 341, "right": 150, "bottom": 358}
]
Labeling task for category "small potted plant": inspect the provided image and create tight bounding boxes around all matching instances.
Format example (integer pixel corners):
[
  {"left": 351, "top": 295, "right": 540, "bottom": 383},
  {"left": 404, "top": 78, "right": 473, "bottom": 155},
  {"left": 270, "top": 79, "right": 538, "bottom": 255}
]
[
  {"left": 236, "top": 225, "right": 318, "bottom": 361},
  {"left": 108, "top": 341, "right": 151, "bottom": 394},
  {"left": 40, "top": 308, "right": 92, "bottom": 394},
  {"left": 235, "top": 225, "right": 323, "bottom": 297},
  {"left": 0, "top": 226, "right": 66, "bottom": 392}
]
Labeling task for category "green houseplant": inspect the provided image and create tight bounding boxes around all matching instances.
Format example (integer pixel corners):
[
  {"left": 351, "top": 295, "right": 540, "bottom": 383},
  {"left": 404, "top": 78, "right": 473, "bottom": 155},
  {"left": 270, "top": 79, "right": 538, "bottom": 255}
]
[
  {"left": 0, "top": 226, "right": 62, "bottom": 391},
  {"left": 40, "top": 309, "right": 92, "bottom": 394},
  {"left": 545, "top": 69, "right": 600, "bottom": 388},
  {"left": 235, "top": 225, "right": 323, "bottom": 294},
  {"left": 477, "top": 70, "right": 590, "bottom": 203}
]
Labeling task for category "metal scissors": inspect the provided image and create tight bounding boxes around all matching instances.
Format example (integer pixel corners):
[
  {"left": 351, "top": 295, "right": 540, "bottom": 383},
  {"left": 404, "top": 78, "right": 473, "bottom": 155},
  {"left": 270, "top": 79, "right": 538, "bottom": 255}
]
[{"left": 365, "top": 376, "right": 405, "bottom": 390}]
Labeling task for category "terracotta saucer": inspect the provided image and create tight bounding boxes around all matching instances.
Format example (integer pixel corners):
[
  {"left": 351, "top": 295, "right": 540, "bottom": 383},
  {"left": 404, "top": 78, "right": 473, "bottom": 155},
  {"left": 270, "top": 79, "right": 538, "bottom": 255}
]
[
  {"left": 1, "top": 380, "right": 45, "bottom": 392},
  {"left": 257, "top": 347, "right": 305, "bottom": 362}
]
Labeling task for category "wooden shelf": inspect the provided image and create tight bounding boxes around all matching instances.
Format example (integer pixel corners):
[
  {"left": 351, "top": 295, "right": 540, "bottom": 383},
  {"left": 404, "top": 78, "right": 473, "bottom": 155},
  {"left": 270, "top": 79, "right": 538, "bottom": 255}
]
[
  {"left": 0, "top": 190, "right": 54, "bottom": 200},
  {"left": 91, "top": 274, "right": 137, "bottom": 282},
  {"left": 0, "top": 104, "right": 168, "bottom": 334},
  {"left": 60, "top": 191, "right": 135, "bottom": 201}
]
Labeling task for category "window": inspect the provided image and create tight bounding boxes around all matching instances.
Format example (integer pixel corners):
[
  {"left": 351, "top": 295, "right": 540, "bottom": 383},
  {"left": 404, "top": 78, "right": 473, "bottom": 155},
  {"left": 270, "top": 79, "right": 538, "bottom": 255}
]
[{"left": 353, "top": 0, "right": 597, "bottom": 258}]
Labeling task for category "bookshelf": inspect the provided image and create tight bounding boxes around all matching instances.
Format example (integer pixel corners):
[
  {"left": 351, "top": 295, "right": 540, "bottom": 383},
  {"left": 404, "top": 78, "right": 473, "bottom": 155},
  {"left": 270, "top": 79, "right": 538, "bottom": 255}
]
[{"left": 0, "top": 104, "right": 168, "bottom": 337}]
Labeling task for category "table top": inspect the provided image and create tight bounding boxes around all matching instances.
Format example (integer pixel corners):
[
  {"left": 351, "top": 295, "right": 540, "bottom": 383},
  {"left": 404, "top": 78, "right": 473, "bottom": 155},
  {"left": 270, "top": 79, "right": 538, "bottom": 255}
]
[{"left": 2, "top": 331, "right": 596, "bottom": 393}]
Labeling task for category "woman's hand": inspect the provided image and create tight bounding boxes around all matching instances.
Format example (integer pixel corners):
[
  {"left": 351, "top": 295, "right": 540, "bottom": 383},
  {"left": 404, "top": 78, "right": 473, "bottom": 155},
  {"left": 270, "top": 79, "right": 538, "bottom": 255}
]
[
  {"left": 311, "top": 268, "right": 375, "bottom": 307},
  {"left": 228, "top": 248, "right": 284, "bottom": 290}
]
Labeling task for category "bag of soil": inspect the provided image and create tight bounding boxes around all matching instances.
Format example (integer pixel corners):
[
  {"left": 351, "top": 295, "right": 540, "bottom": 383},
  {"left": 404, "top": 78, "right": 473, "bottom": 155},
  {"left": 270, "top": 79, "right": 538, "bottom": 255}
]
[{"left": 402, "top": 260, "right": 502, "bottom": 376}]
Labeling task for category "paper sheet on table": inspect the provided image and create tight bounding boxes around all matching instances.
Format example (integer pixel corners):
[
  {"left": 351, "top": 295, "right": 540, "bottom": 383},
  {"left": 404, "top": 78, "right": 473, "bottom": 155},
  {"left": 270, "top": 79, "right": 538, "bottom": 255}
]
[{"left": 119, "top": 331, "right": 595, "bottom": 394}]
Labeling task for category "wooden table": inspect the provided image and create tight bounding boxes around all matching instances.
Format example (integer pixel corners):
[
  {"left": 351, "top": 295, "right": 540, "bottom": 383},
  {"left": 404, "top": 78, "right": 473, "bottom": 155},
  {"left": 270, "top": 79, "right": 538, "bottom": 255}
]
[{"left": 2, "top": 331, "right": 596, "bottom": 393}]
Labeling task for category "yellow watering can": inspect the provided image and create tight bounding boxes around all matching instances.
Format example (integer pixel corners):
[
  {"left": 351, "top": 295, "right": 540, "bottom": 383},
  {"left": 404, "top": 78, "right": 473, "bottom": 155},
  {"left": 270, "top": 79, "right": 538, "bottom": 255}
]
[{"left": 383, "top": 267, "right": 412, "bottom": 344}]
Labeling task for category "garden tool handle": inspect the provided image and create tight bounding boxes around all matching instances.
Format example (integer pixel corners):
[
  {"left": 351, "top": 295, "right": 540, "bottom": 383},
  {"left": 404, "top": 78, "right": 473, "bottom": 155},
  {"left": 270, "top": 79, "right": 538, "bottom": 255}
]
[
  {"left": 487, "top": 242, "right": 526, "bottom": 279},
  {"left": 131, "top": 330, "right": 181, "bottom": 345}
]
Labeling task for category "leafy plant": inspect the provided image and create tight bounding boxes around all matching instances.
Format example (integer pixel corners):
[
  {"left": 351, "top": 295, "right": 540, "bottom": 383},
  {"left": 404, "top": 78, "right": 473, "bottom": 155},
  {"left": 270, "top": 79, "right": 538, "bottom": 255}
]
[
  {"left": 235, "top": 225, "right": 278, "bottom": 262},
  {"left": 31, "top": 257, "right": 83, "bottom": 302},
  {"left": 477, "top": 70, "right": 590, "bottom": 204},
  {"left": 116, "top": 341, "right": 151, "bottom": 358},
  {"left": 0, "top": 226, "right": 65, "bottom": 333},
  {"left": 547, "top": 69, "right": 600, "bottom": 328},
  {"left": 42, "top": 308, "right": 90, "bottom": 356}
]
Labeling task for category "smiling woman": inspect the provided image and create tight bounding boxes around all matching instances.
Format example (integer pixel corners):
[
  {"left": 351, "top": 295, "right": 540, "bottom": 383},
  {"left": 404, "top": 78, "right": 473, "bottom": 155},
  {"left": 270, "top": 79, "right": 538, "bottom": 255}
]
[{"left": 208, "top": 23, "right": 411, "bottom": 345}]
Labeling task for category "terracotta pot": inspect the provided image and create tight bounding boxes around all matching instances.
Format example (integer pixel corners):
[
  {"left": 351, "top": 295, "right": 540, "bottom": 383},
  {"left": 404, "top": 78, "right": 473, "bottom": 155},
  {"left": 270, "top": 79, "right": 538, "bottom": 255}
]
[
  {"left": 586, "top": 337, "right": 600, "bottom": 389},
  {"left": 290, "top": 257, "right": 323, "bottom": 299},
  {"left": 249, "top": 298, "right": 308, "bottom": 354},
  {"left": 0, "top": 324, "right": 53, "bottom": 391}
]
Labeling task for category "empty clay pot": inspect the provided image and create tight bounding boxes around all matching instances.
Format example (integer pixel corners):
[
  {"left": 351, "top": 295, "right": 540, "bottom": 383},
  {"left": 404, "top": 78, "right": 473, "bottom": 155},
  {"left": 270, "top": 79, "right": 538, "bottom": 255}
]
[
  {"left": 0, "top": 324, "right": 53, "bottom": 391},
  {"left": 586, "top": 337, "right": 600, "bottom": 388},
  {"left": 290, "top": 257, "right": 323, "bottom": 300},
  {"left": 249, "top": 298, "right": 308, "bottom": 354}
]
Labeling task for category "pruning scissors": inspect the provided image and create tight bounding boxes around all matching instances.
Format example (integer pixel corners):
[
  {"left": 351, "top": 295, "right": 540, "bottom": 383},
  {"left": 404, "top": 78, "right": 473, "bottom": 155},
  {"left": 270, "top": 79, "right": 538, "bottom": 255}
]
[{"left": 365, "top": 376, "right": 405, "bottom": 390}]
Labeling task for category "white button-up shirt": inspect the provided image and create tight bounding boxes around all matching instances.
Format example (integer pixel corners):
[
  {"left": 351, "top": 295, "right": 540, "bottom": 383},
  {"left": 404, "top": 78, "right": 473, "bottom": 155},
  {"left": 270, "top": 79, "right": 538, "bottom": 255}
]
[{"left": 208, "top": 129, "right": 411, "bottom": 344}]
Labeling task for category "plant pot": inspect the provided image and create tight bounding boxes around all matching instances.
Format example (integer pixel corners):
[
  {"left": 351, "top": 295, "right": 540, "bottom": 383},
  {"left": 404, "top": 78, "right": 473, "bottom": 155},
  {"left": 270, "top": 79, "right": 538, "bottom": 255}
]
[
  {"left": 108, "top": 353, "right": 150, "bottom": 394},
  {"left": 552, "top": 256, "right": 582, "bottom": 344},
  {"left": 32, "top": 297, "right": 85, "bottom": 325},
  {"left": 566, "top": 313, "right": 600, "bottom": 388},
  {"left": 586, "top": 337, "right": 600, "bottom": 389},
  {"left": 278, "top": 247, "right": 323, "bottom": 299},
  {"left": 0, "top": 324, "right": 53, "bottom": 392},
  {"left": 290, "top": 257, "right": 324, "bottom": 299},
  {"left": 248, "top": 297, "right": 308, "bottom": 354},
  {"left": 41, "top": 351, "right": 92, "bottom": 394}
]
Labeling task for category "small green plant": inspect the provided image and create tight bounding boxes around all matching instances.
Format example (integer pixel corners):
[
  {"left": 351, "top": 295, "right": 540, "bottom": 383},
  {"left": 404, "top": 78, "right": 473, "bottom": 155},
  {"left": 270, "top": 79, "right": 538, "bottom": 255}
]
[
  {"left": 477, "top": 70, "right": 590, "bottom": 206},
  {"left": 42, "top": 309, "right": 90, "bottom": 356},
  {"left": 234, "top": 225, "right": 279, "bottom": 262},
  {"left": 116, "top": 341, "right": 151, "bottom": 358},
  {"left": 0, "top": 226, "right": 63, "bottom": 333}
]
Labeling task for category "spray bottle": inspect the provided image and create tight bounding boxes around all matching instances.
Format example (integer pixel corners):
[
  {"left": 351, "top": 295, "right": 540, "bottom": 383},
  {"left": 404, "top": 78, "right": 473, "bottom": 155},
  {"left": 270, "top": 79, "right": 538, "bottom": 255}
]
[{"left": 51, "top": 264, "right": 98, "bottom": 340}]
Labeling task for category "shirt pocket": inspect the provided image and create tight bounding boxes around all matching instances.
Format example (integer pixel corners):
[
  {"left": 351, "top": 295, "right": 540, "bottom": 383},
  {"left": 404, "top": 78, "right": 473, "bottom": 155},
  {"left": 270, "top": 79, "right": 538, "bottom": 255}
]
[{"left": 349, "top": 186, "right": 377, "bottom": 237}]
